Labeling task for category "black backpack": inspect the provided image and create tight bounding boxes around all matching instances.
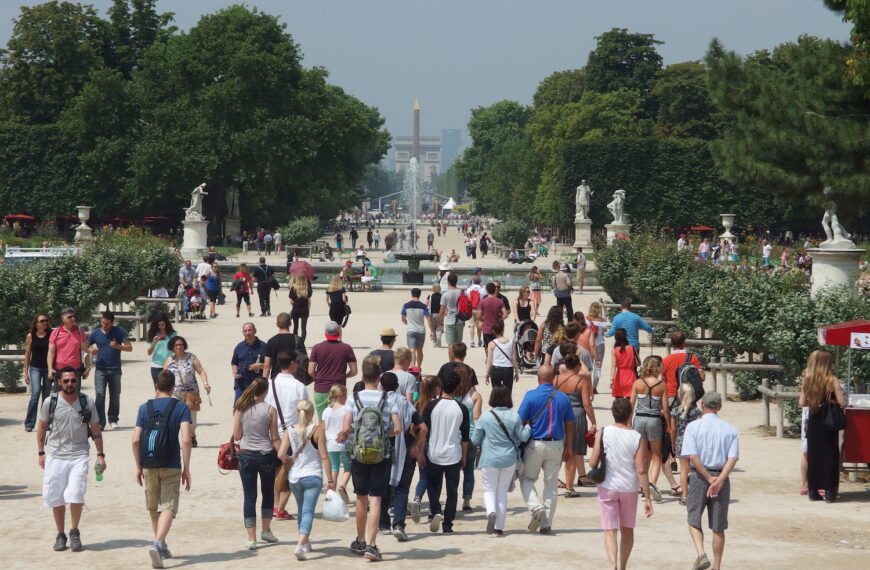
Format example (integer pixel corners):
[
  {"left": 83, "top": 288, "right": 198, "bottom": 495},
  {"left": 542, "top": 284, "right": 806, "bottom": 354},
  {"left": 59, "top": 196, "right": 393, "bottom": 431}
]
[
  {"left": 676, "top": 353, "right": 705, "bottom": 404},
  {"left": 139, "top": 399, "right": 179, "bottom": 468}
]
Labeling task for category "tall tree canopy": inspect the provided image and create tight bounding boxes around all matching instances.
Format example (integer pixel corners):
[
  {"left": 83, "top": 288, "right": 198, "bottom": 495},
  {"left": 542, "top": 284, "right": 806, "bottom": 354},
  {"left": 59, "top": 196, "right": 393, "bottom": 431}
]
[
  {"left": 584, "top": 28, "right": 663, "bottom": 98},
  {"left": 706, "top": 36, "right": 870, "bottom": 216}
]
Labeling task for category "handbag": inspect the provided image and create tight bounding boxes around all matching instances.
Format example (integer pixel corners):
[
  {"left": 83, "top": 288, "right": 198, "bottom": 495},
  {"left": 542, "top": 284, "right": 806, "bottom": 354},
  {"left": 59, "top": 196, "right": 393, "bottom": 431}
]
[
  {"left": 821, "top": 401, "right": 847, "bottom": 431},
  {"left": 344, "top": 304, "right": 352, "bottom": 316},
  {"left": 587, "top": 427, "right": 607, "bottom": 484},
  {"left": 184, "top": 391, "right": 202, "bottom": 412},
  {"left": 217, "top": 437, "right": 240, "bottom": 473}
]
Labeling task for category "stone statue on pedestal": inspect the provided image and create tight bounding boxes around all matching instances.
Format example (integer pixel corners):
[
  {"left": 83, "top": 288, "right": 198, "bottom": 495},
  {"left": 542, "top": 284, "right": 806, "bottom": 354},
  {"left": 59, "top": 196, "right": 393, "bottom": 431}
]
[
  {"left": 575, "top": 180, "right": 592, "bottom": 220},
  {"left": 225, "top": 185, "right": 240, "bottom": 218},
  {"left": 820, "top": 186, "right": 854, "bottom": 248},
  {"left": 185, "top": 183, "right": 208, "bottom": 221},
  {"left": 607, "top": 189, "right": 626, "bottom": 224}
]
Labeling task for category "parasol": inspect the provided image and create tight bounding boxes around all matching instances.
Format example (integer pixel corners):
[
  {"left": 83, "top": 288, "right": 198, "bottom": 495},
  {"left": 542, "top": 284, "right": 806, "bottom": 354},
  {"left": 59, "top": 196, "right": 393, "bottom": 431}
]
[{"left": 289, "top": 260, "right": 315, "bottom": 280}]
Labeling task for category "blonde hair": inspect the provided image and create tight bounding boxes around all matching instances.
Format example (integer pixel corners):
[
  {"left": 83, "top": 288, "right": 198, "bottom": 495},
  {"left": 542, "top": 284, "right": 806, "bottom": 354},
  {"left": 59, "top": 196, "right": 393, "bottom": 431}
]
[
  {"left": 640, "top": 355, "right": 662, "bottom": 379},
  {"left": 394, "top": 347, "right": 412, "bottom": 363},
  {"left": 677, "top": 382, "right": 696, "bottom": 416},
  {"left": 327, "top": 275, "right": 342, "bottom": 292},
  {"left": 432, "top": 283, "right": 441, "bottom": 294},
  {"left": 295, "top": 399, "right": 315, "bottom": 440},
  {"left": 801, "top": 349, "right": 836, "bottom": 412},
  {"left": 328, "top": 384, "right": 347, "bottom": 404},
  {"left": 551, "top": 325, "right": 568, "bottom": 346},
  {"left": 293, "top": 274, "right": 309, "bottom": 297},
  {"left": 587, "top": 301, "right": 604, "bottom": 320}
]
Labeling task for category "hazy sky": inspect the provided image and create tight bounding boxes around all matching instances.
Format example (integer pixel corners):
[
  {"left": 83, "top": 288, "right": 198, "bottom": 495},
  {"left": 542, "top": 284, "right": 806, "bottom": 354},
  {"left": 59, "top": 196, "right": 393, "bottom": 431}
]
[{"left": 0, "top": 1, "right": 852, "bottom": 139}]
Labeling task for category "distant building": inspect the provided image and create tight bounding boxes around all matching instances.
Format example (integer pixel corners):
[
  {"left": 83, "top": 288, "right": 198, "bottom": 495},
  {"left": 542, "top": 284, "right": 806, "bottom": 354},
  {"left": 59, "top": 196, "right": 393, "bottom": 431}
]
[
  {"left": 441, "top": 128, "right": 462, "bottom": 171},
  {"left": 392, "top": 135, "right": 441, "bottom": 182}
]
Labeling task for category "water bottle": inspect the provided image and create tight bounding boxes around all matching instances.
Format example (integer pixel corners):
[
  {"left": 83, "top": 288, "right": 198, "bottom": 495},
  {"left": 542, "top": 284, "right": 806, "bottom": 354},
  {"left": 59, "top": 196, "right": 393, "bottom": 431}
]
[{"left": 95, "top": 463, "right": 103, "bottom": 482}]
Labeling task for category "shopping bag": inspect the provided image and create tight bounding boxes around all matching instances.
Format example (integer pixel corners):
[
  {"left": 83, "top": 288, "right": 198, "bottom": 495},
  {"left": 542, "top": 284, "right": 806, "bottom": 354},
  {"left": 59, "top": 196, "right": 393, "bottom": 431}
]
[{"left": 322, "top": 489, "right": 350, "bottom": 522}]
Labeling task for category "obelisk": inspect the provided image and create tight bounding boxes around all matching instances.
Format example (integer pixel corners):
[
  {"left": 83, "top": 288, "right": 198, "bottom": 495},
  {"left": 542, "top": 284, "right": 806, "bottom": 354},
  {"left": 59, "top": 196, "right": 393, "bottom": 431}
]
[{"left": 411, "top": 99, "right": 421, "bottom": 162}]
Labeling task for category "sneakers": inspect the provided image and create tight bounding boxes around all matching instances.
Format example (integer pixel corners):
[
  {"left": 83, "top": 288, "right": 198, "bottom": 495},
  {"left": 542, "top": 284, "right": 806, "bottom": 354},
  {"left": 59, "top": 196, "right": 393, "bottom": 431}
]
[
  {"left": 539, "top": 527, "right": 552, "bottom": 535},
  {"left": 486, "top": 512, "right": 496, "bottom": 534},
  {"left": 53, "top": 532, "right": 68, "bottom": 551},
  {"left": 528, "top": 507, "right": 546, "bottom": 532},
  {"left": 69, "top": 528, "right": 82, "bottom": 552},
  {"left": 245, "top": 541, "right": 257, "bottom": 551},
  {"left": 462, "top": 504, "right": 473, "bottom": 513},
  {"left": 392, "top": 526, "right": 408, "bottom": 542},
  {"left": 350, "top": 539, "right": 367, "bottom": 555},
  {"left": 649, "top": 484, "right": 663, "bottom": 503},
  {"left": 191, "top": 436, "right": 198, "bottom": 448},
  {"left": 379, "top": 527, "right": 392, "bottom": 536},
  {"left": 260, "top": 530, "right": 278, "bottom": 543},
  {"left": 429, "top": 513, "right": 443, "bottom": 533},
  {"left": 692, "top": 553, "right": 711, "bottom": 570},
  {"left": 294, "top": 545, "right": 306, "bottom": 561},
  {"left": 410, "top": 500, "right": 421, "bottom": 523},
  {"left": 148, "top": 544, "right": 164, "bottom": 569},
  {"left": 302, "top": 543, "right": 312, "bottom": 553},
  {"left": 109, "top": 421, "right": 119, "bottom": 430},
  {"left": 25, "top": 426, "right": 34, "bottom": 432},
  {"left": 363, "top": 545, "right": 382, "bottom": 561},
  {"left": 158, "top": 543, "right": 172, "bottom": 558},
  {"left": 273, "top": 509, "right": 294, "bottom": 520}
]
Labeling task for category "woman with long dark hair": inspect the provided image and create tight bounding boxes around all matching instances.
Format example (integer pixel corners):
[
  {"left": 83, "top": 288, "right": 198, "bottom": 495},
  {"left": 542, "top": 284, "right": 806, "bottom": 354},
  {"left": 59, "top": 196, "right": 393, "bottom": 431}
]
[
  {"left": 533, "top": 305, "right": 564, "bottom": 359},
  {"left": 146, "top": 313, "right": 176, "bottom": 385},
  {"left": 23, "top": 314, "right": 52, "bottom": 431},
  {"left": 799, "top": 349, "right": 846, "bottom": 502},
  {"left": 234, "top": 377, "right": 281, "bottom": 549},
  {"left": 456, "top": 363, "right": 482, "bottom": 513},
  {"left": 610, "top": 328, "right": 637, "bottom": 398}
]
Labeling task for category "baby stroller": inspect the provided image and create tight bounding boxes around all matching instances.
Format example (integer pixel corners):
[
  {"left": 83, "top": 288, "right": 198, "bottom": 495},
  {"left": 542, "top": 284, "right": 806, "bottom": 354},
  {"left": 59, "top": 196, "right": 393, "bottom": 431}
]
[
  {"left": 514, "top": 320, "right": 539, "bottom": 374},
  {"left": 183, "top": 286, "right": 206, "bottom": 320}
]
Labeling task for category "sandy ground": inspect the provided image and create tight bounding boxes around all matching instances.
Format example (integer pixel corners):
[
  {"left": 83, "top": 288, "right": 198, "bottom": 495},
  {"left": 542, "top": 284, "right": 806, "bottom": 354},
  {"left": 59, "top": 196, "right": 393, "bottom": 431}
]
[{"left": 1, "top": 227, "right": 868, "bottom": 569}]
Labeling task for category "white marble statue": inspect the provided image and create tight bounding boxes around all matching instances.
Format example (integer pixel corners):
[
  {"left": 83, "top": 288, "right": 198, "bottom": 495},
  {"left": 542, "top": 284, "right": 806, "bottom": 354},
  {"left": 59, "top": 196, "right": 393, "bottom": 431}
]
[
  {"left": 607, "top": 189, "right": 626, "bottom": 224},
  {"left": 185, "top": 183, "right": 208, "bottom": 221},
  {"left": 225, "top": 185, "right": 240, "bottom": 218},
  {"left": 820, "top": 186, "right": 854, "bottom": 248},
  {"left": 575, "top": 180, "right": 593, "bottom": 220}
]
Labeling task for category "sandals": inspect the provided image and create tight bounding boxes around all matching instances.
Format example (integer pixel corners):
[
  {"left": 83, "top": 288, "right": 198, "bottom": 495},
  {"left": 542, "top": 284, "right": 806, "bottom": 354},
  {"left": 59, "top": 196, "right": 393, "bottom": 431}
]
[
  {"left": 564, "top": 490, "right": 581, "bottom": 498},
  {"left": 577, "top": 476, "right": 595, "bottom": 487},
  {"left": 671, "top": 485, "right": 681, "bottom": 497},
  {"left": 557, "top": 479, "right": 567, "bottom": 489}
]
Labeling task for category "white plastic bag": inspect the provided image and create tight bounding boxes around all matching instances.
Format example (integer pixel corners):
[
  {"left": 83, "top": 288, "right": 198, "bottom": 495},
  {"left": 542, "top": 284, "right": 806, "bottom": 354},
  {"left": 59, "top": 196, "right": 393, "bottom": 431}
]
[{"left": 322, "top": 489, "right": 350, "bottom": 522}]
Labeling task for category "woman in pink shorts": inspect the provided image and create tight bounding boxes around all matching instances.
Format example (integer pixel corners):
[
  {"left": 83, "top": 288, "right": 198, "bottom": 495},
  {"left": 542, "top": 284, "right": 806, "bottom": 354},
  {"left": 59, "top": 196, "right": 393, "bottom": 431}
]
[{"left": 589, "top": 398, "right": 653, "bottom": 570}]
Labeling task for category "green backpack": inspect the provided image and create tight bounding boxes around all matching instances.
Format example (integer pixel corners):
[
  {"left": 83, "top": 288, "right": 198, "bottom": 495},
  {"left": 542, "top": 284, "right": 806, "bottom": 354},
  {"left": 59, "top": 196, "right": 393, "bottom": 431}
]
[{"left": 351, "top": 392, "right": 389, "bottom": 464}]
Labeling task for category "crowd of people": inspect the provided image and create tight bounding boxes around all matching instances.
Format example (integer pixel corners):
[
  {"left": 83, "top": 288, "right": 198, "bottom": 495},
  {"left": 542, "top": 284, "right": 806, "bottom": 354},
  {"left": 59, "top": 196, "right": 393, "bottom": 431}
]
[{"left": 25, "top": 232, "right": 856, "bottom": 570}]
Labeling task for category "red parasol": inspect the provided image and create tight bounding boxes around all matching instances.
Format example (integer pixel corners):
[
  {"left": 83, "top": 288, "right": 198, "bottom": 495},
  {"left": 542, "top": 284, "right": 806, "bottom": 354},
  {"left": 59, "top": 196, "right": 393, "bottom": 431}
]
[
  {"left": 817, "top": 319, "right": 870, "bottom": 348},
  {"left": 4, "top": 214, "right": 36, "bottom": 221},
  {"left": 289, "top": 261, "right": 315, "bottom": 280}
]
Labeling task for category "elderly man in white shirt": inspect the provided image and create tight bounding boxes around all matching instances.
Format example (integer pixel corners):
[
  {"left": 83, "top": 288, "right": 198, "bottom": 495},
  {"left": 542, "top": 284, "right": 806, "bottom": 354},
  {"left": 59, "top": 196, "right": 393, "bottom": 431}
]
[{"left": 681, "top": 391, "right": 739, "bottom": 570}]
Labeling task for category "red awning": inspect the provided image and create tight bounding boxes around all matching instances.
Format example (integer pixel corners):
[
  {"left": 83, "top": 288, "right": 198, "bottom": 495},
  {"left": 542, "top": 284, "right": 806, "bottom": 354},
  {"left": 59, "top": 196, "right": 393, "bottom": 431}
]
[
  {"left": 4, "top": 214, "right": 36, "bottom": 221},
  {"left": 689, "top": 225, "right": 715, "bottom": 231},
  {"left": 817, "top": 320, "right": 870, "bottom": 348}
]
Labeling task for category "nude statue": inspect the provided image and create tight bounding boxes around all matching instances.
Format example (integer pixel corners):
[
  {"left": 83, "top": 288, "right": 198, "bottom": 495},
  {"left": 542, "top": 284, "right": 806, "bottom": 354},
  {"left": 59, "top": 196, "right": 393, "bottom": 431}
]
[
  {"left": 607, "top": 189, "right": 626, "bottom": 224},
  {"left": 185, "top": 183, "right": 208, "bottom": 221},
  {"left": 575, "top": 180, "right": 592, "bottom": 220},
  {"left": 820, "top": 186, "right": 853, "bottom": 248}
]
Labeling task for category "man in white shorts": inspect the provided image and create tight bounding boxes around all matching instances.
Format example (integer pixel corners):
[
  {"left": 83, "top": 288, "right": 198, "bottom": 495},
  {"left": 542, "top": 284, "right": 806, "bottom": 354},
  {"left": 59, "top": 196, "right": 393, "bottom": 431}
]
[
  {"left": 400, "top": 288, "right": 433, "bottom": 369},
  {"left": 36, "top": 367, "right": 105, "bottom": 553}
]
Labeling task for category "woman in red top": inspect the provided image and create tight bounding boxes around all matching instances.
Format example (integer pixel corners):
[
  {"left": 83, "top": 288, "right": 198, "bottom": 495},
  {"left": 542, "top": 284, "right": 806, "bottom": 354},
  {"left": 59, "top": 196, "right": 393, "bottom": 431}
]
[
  {"left": 610, "top": 328, "right": 637, "bottom": 398},
  {"left": 233, "top": 263, "right": 254, "bottom": 318}
]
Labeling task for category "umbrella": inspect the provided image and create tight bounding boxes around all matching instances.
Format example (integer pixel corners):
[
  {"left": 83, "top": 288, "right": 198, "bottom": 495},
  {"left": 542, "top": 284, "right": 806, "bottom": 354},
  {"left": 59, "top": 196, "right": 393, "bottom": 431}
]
[{"left": 289, "top": 260, "right": 315, "bottom": 280}]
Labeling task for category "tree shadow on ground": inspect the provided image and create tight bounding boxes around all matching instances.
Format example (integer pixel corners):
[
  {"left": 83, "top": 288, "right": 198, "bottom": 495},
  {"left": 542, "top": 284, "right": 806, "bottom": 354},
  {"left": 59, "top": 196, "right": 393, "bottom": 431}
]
[
  {"left": 171, "top": 550, "right": 258, "bottom": 566},
  {"left": 87, "top": 538, "right": 152, "bottom": 551}
]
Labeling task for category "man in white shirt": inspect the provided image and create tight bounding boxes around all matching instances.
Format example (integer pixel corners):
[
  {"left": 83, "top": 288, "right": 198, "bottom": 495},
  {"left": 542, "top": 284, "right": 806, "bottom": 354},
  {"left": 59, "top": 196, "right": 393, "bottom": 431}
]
[
  {"left": 265, "top": 350, "right": 309, "bottom": 521},
  {"left": 681, "top": 392, "right": 739, "bottom": 570},
  {"left": 761, "top": 240, "right": 773, "bottom": 266},
  {"left": 677, "top": 234, "right": 687, "bottom": 251},
  {"left": 194, "top": 255, "right": 212, "bottom": 280},
  {"left": 390, "top": 348, "right": 417, "bottom": 404}
]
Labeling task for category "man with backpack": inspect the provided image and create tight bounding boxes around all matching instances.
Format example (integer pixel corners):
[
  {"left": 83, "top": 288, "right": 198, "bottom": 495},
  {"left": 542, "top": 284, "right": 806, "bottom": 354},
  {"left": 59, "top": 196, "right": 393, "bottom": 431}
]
[
  {"left": 337, "top": 356, "right": 401, "bottom": 562},
  {"left": 36, "top": 367, "right": 104, "bottom": 553},
  {"left": 132, "top": 370, "right": 192, "bottom": 569},
  {"left": 662, "top": 331, "right": 706, "bottom": 407},
  {"left": 479, "top": 282, "right": 510, "bottom": 349},
  {"left": 262, "top": 313, "right": 307, "bottom": 381},
  {"left": 421, "top": 368, "right": 470, "bottom": 534},
  {"left": 253, "top": 257, "right": 276, "bottom": 317},
  {"left": 466, "top": 277, "right": 485, "bottom": 348},
  {"left": 439, "top": 273, "right": 466, "bottom": 347}
]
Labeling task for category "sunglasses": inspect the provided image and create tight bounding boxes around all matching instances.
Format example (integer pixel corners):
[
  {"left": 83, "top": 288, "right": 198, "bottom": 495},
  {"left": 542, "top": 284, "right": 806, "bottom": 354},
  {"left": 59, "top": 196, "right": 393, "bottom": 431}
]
[
  {"left": 37, "top": 318, "right": 49, "bottom": 323},
  {"left": 61, "top": 379, "right": 78, "bottom": 385}
]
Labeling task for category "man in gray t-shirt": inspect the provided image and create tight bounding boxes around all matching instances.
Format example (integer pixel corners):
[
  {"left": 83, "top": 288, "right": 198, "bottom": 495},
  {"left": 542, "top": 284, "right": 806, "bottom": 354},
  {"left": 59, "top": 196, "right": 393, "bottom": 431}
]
[{"left": 439, "top": 273, "right": 464, "bottom": 347}]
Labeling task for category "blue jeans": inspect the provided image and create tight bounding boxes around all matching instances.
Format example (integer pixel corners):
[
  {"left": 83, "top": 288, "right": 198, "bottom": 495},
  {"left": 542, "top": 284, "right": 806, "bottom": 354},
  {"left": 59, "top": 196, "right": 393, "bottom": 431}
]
[
  {"left": 290, "top": 476, "right": 322, "bottom": 536},
  {"left": 150, "top": 367, "right": 161, "bottom": 385},
  {"left": 234, "top": 377, "right": 254, "bottom": 405},
  {"left": 426, "top": 461, "right": 461, "bottom": 531},
  {"left": 239, "top": 451, "right": 277, "bottom": 527},
  {"left": 391, "top": 453, "right": 416, "bottom": 529},
  {"left": 24, "top": 367, "right": 51, "bottom": 429},
  {"left": 414, "top": 462, "right": 428, "bottom": 500},
  {"left": 94, "top": 367, "right": 122, "bottom": 426},
  {"left": 463, "top": 445, "right": 478, "bottom": 500}
]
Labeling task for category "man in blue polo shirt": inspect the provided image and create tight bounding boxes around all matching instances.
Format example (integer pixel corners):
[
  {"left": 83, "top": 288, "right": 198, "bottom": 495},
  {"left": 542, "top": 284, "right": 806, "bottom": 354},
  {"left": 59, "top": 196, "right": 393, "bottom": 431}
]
[
  {"left": 231, "top": 322, "right": 267, "bottom": 404},
  {"left": 605, "top": 298, "right": 654, "bottom": 351},
  {"left": 517, "top": 365, "right": 574, "bottom": 534},
  {"left": 87, "top": 311, "right": 132, "bottom": 429}
]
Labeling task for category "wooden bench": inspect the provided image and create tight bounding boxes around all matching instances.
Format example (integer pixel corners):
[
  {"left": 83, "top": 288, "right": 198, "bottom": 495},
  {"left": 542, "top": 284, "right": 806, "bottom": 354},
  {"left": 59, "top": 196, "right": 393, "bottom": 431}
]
[{"left": 135, "top": 296, "right": 185, "bottom": 322}]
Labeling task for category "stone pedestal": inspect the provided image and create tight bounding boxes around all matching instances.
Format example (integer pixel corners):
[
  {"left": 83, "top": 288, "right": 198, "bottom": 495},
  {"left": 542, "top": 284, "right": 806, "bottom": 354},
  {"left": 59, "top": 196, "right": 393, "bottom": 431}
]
[
  {"left": 181, "top": 219, "right": 209, "bottom": 259},
  {"left": 73, "top": 205, "right": 93, "bottom": 242},
  {"left": 604, "top": 223, "right": 632, "bottom": 246},
  {"left": 224, "top": 216, "right": 240, "bottom": 244},
  {"left": 573, "top": 218, "right": 593, "bottom": 248},
  {"left": 808, "top": 247, "right": 863, "bottom": 298}
]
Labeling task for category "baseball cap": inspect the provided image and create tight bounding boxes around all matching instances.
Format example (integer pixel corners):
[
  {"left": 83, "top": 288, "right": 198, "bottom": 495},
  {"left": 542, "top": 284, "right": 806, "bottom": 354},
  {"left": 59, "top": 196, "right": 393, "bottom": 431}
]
[
  {"left": 408, "top": 366, "right": 421, "bottom": 375},
  {"left": 324, "top": 321, "right": 341, "bottom": 340},
  {"left": 380, "top": 327, "right": 397, "bottom": 337},
  {"left": 701, "top": 391, "right": 722, "bottom": 408}
]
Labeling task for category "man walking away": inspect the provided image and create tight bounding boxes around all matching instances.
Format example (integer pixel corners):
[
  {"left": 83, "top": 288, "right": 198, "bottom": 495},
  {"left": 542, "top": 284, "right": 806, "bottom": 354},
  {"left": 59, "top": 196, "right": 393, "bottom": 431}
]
[
  {"left": 253, "top": 257, "right": 276, "bottom": 317},
  {"left": 479, "top": 283, "right": 509, "bottom": 349},
  {"left": 575, "top": 248, "right": 587, "bottom": 295},
  {"left": 337, "top": 356, "right": 400, "bottom": 561},
  {"left": 605, "top": 299, "right": 654, "bottom": 353},
  {"left": 682, "top": 392, "right": 739, "bottom": 570},
  {"left": 87, "top": 311, "right": 132, "bottom": 429},
  {"left": 369, "top": 328, "right": 397, "bottom": 373},
  {"left": 439, "top": 273, "right": 464, "bottom": 346},
  {"left": 422, "top": 369, "right": 470, "bottom": 534},
  {"left": 552, "top": 263, "right": 574, "bottom": 320},
  {"left": 36, "top": 368, "right": 105, "bottom": 553},
  {"left": 517, "top": 365, "right": 574, "bottom": 534},
  {"left": 401, "top": 288, "right": 433, "bottom": 369},
  {"left": 132, "top": 370, "right": 192, "bottom": 568}
]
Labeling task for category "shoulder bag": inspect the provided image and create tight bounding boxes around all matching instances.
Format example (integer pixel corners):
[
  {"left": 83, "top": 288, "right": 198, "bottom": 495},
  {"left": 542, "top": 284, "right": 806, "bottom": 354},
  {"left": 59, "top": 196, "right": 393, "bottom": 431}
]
[
  {"left": 217, "top": 437, "right": 240, "bottom": 474},
  {"left": 821, "top": 401, "right": 847, "bottom": 431},
  {"left": 491, "top": 410, "right": 525, "bottom": 481},
  {"left": 586, "top": 427, "right": 607, "bottom": 484}
]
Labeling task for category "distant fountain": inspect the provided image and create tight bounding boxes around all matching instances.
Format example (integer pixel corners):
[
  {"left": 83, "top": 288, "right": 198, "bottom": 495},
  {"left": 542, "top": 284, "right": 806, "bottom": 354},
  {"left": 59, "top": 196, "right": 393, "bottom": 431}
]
[{"left": 395, "top": 157, "right": 434, "bottom": 283}]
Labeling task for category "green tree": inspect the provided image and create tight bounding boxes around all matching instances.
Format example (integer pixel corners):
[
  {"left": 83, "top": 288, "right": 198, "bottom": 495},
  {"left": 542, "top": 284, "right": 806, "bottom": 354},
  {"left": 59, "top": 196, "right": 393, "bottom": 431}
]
[
  {"left": 650, "top": 61, "right": 719, "bottom": 140},
  {"left": 532, "top": 69, "right": 586, "bottom": 108},
  {"left": 826, "top": 0, "right": 870, "bottom": 93},
  {"left": 706, "top": 36, "right": 870, "bottom": 217},
  {"left": 584, "top": 28, "right": 663, "bottom": 98},
  {"left": 0, "top": 1, "right": 108, "bottom": 124},
  {"left": 105, "top": 0, "right": 175, "bottom": 78}
]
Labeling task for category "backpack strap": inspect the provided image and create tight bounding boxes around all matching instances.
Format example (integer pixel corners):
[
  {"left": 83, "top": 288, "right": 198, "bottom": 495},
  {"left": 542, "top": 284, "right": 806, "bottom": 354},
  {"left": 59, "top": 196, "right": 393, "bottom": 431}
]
[
  {"left": 271, "top": 377, "right": 287, "bottom": 429},
  {"left": 354, "top": 391, "right": 364, "bottom": 411},
  {"left": 491, "top": 410, "right": 519, "bottom": 449},
  {"left": 377, "top": 390, "right": 387, "bottom": 410}
]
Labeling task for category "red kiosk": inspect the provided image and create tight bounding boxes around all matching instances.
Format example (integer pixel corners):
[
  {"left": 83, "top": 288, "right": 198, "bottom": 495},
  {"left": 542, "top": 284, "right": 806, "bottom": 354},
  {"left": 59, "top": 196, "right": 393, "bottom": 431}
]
[{"left": 817, "top": 319, "right": 870, "bottom": 470}]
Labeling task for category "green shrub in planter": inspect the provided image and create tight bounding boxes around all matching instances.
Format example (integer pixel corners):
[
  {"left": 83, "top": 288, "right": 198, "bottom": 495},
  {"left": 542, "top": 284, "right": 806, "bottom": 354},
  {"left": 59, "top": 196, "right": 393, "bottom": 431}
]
[
  {"left": 491, "top": 219, "right": 529, "bottom": 251},
  {"left": 629, "top": 240, "right": 694, "bottom": 313},
  {"left": 279, "top": 216, "right": 323, "bottom": 247}
]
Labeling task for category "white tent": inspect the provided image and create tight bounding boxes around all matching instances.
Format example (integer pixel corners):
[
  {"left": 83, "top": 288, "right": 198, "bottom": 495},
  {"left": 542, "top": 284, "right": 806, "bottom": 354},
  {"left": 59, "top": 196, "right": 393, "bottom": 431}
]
[{"left": 442, "top": 197, "right": 456, "bottom": 210}]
